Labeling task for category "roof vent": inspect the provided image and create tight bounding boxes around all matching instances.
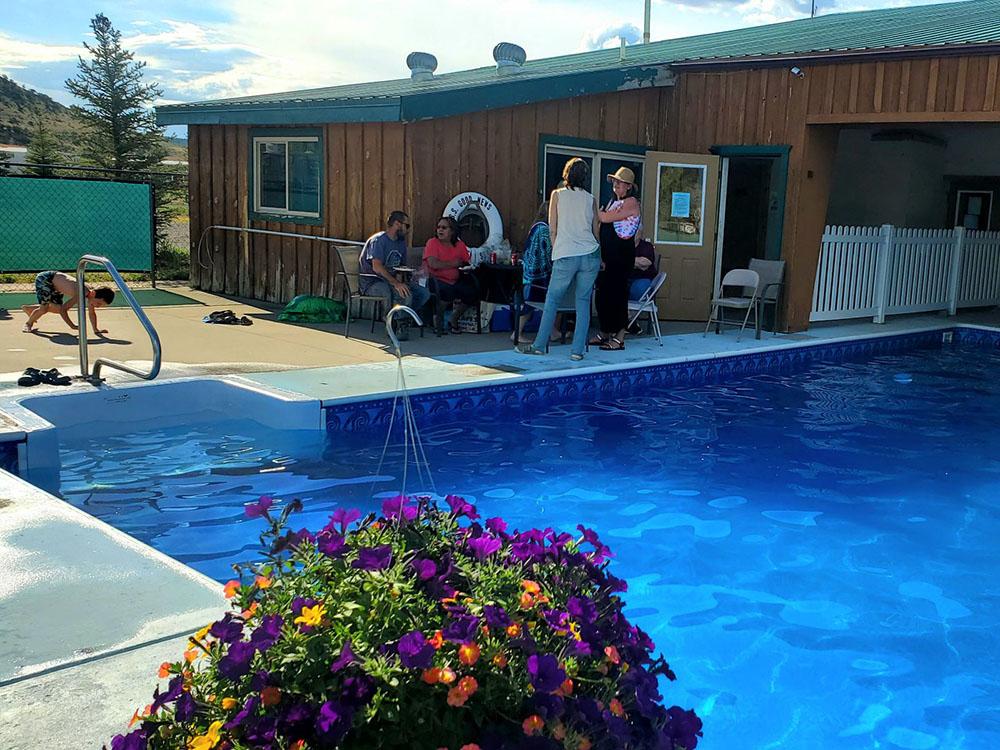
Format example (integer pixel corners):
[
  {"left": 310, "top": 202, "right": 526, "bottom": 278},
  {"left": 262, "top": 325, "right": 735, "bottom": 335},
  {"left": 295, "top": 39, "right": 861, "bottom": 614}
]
[
  {"left": 406, "top": 51, "right": 438, "bottom": 81},
  {"left": 493, "top": 42, "right": 526, "bottom": 76}
]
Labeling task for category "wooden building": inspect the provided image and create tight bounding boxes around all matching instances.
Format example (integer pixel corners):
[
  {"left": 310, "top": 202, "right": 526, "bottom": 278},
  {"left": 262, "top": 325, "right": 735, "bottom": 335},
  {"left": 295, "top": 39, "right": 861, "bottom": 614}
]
[{"left": 157, "top": 0, "right": 1000, "bottom": 331}]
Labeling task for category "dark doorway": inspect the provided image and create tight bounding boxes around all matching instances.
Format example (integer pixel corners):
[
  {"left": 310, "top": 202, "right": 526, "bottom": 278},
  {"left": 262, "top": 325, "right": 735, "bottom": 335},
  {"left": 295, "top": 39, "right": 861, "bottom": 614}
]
[{"left": 719, "top": 156, "right": 785, "bottom": 276}]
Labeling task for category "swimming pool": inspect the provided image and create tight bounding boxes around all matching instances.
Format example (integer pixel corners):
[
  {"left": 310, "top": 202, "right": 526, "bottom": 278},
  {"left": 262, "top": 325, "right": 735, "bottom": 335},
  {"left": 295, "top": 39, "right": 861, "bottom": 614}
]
[{"left": 55, "top": 334, "right": 1000, "bottom": 749}]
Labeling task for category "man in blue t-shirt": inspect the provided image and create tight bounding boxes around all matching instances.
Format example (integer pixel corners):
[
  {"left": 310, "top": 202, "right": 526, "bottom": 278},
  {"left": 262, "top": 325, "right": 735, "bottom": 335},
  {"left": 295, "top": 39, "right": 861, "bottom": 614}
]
[{"left": 359, "top": 210, "right": 430, "bottom": 339}]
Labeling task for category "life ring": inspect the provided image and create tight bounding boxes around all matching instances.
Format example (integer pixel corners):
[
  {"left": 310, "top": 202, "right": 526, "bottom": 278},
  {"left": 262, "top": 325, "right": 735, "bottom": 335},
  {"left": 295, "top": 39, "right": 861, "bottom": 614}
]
[{"left": 443, "top": 192, "right": 504, "bottom": 248}]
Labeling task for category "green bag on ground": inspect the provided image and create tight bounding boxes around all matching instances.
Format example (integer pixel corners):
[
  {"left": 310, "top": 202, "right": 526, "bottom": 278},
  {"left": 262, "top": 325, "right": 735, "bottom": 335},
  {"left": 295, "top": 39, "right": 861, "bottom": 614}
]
[{"left": 276, "top": 295, "right": 346, "bottom": 324}]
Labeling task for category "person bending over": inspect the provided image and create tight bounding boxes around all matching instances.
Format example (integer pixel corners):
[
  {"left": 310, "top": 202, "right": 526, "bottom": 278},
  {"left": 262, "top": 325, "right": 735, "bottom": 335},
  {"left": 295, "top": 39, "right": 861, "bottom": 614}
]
[{"left": 22, "top": 270, "right": 115, "bottom": 334}]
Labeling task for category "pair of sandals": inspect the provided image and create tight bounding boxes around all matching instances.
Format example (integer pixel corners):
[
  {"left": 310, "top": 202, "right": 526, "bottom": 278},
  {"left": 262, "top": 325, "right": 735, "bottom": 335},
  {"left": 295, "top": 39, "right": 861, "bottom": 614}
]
[
  {"left": 18, "top": 367, "right": 72, "bottom": 387},
  {"left": 204, "top": 310, "right": 253, "bottom": 326},
  {"left": 589, "top": 335, "right": 626, "bottom": 351}
]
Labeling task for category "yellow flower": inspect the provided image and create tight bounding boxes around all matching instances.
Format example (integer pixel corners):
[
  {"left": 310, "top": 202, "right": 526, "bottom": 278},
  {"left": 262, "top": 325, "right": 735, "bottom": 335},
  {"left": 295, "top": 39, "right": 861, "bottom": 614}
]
[
  {"left": 254, "top": 575, "right": 272, "bottom": 589},
  {"left": 187, "top": 720, "right": 224, "bottom": 750},
  {"left": 294, "top": 604, "right": 326, "bottom": 628},
  {"left": 221, "top": 697, "right": 238, "bottom": 710},
  {"left": 194, "top": 624, "right": 212, "bottom": 641}
]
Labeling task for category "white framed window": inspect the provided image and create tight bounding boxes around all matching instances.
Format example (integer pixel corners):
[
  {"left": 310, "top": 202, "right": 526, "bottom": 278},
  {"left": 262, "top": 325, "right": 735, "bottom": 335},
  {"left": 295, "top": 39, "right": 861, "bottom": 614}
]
[
  {"left": 252, "top": 135, "right": 321, "bottom": 218},
  {"left": 542, "top": 143, "right": 644, "bottom": 209}
]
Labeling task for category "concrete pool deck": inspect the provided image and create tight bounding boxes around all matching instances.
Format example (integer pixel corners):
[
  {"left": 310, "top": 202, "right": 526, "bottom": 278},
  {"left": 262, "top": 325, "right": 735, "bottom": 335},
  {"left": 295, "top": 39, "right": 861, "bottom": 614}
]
[{"left": 0, "top": 288, "right": 998, "bottom": 748}]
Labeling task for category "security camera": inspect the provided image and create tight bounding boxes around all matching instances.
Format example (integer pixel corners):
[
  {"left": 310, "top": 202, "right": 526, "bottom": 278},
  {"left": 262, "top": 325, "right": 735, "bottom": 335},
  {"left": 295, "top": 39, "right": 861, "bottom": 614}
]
[{"left": 790, "top": 66, "right": 804, "bottom": 78}]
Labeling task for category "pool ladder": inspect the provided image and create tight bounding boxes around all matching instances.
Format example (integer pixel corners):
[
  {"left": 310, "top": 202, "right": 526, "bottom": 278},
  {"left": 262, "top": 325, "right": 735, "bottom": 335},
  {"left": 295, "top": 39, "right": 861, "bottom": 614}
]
[{"left": 77, "top": 254, "right": 162, "bottom": 384}]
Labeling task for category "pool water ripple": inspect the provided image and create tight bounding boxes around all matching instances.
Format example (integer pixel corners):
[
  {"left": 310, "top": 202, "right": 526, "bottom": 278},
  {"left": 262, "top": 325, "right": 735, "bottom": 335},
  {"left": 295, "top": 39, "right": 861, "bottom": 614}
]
[{"left": 57, "top": 345, "right": 1000, "bottom": 749}]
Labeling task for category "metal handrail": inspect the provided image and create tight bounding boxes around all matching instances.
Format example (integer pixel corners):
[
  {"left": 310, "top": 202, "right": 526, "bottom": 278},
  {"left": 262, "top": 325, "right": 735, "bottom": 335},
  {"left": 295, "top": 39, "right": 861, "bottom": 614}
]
[
  {"left": 385, "top": 305, "right": 423, "bottom": 357},
  {"left": 77, "top": 254, "right": 162, "bottom": 384}
]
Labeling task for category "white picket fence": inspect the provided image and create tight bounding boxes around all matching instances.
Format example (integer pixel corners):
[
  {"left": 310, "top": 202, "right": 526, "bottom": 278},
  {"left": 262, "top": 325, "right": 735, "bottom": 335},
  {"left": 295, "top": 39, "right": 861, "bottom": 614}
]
[{"left": 811, "top": 225, "right": 1000, "bottom": 323}]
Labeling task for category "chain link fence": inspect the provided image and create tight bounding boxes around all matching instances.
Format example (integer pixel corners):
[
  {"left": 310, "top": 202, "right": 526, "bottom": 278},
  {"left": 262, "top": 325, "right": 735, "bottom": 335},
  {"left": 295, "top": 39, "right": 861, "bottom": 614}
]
[{"left": 0, "top": 163, "right": 188, "bottom": 293}]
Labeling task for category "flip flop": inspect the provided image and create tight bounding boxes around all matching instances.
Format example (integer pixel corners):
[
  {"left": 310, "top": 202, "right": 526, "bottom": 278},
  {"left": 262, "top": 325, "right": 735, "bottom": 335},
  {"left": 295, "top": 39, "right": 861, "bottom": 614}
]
[
  {"left": 40, "top": 368, "right": 72, "bottom": 386},
  {"left": 239, "top": 316, "right": 253, "bottom": 326},
  {"left": 600, "top": 337, "right": 625, "bottom": 351},
  {"left": 517, "top": 344, "right": 546, "bottom": 355},
  {"left": 17, "top": 368, "right": 43, "bottom": 387},
  {"left": 588, "top": 335, "right": 608, "bottom": 346}
]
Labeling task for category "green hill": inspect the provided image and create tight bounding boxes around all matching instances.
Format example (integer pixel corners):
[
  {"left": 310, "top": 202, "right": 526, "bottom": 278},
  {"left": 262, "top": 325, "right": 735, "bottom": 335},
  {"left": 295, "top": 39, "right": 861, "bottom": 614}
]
[{"left": 0, "top": 75, "right": 81, "bottom": 146}]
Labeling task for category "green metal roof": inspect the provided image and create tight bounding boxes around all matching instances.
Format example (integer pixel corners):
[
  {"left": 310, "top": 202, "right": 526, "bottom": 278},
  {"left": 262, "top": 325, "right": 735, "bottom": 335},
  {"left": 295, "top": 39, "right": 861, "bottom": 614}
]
[{"left": 157, "top": 0, "right": 1000, "bottom": 126}]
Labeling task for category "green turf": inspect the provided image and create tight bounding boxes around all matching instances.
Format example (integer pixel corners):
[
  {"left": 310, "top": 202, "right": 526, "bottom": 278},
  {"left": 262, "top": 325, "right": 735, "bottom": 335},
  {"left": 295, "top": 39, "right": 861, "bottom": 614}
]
[{"left": 0, "top": 288, "right": 202, "bottom": 309}]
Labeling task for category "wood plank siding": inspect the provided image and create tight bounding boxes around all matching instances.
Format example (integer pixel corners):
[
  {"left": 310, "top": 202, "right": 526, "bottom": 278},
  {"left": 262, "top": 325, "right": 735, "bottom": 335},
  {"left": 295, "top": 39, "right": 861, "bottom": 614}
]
[{"left": 187, "top": 53, "right": 1000, "bottom": 329}]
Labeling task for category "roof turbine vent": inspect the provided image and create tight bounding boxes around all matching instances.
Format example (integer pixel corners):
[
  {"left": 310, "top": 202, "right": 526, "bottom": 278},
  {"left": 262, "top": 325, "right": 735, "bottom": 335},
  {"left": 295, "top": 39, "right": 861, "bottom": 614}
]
[
  {"left": 406, "top": 51, "right": 438, "bottom": 81},
  {"left": 493, "top": 42, "right": 526, "bottom": 76}
]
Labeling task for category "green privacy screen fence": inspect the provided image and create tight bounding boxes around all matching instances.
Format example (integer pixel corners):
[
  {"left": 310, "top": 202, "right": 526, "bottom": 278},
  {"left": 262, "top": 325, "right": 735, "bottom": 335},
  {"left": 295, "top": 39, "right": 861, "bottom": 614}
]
[{"left": 0, "top": 175, "right": 153, "bottom": 273}]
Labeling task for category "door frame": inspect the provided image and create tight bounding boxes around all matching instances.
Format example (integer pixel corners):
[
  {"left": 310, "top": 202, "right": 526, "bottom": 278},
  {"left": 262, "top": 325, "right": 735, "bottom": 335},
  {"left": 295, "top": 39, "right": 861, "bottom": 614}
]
[{"left": 709, "top": 144, "right": 790, "bottom": 292}]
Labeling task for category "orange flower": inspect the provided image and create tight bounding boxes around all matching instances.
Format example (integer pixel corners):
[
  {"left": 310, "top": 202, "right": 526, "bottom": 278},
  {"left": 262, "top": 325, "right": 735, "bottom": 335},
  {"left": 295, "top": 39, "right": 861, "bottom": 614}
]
[
  {"left": 289, "top": 741, "right": 306, "bottom": 750},
  {"left": 260, "top": 686, "right": 282, "bottom": 706},
  {"left": 439, "top": 667, "right": 457, "bottom": 684},
  {"left": 128, "top": 705, "right": 151, "bottom": 728},
  {"left": 429, "top": 630, "right": 444, "bottom": 649},
  {"left": 609, "top": 698, "right": 625, "bottom": 717},
  {"left": 506, "top": 623, "right": 522, "bottom": 638},
  {"left": 556, "top": 678, "right": 573, "bottom": 697},
  {"left": 522, "top": 714, "right": 544, "bottom": 736},
  {"left": 422, "top": 668, "right": 441, "bottom": 684},
  {"left": 254, "top": 575, "right": 272, "bottom": 589},
  {"left": 460, "top": 745, "right": 481, "bottom": 750},
  {"left": 457, "top": 675, "right": 477, "bottom": 695},
  {"left": 492, "top": 652, "right": 509, "bottom": 668},
  {"left": 578, "top": 738, "right": 592, "bottom": 750},
  {"left": 241, "top": 602, "right": 259, "bottom": 619},
  {"left": 519, "top": 592, "right": 535, "bottom": 610},
  {"left": 552, "top": 721, "right": 567, "bottom": 740},
  {"left": 223, "top": 580, "right": 240, "bottom": 598},
  {"left": 521, "top": 580, "right": 541, "bottom": 595},
  {"left": 604, "top": 645, "right": 621, "bottom": 664},
  {"left": 221, "top": 697, "right": 238, "bottom": 710},
  {"left": 447, "top": 685, "right": 471, "bottom": 707},
  {"left": 458, "top": 643, "right": 480, "bottom": 666},
  {"left": 183, "top": 649, "right": 200, "bottom": 663},
  {"left": 158, "top": 662, "right": 172, "bottom": 678}
]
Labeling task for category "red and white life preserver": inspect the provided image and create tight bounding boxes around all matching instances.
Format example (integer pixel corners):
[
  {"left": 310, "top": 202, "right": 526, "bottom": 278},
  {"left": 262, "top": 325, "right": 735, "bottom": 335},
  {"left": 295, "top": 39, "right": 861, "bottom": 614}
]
[{"left": 442, "top": 192, "right": 504, "bottom": 248}]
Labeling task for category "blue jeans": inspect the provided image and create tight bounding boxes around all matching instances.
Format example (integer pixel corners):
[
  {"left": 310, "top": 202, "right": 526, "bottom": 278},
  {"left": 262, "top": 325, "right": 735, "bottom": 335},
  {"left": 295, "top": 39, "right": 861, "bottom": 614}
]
[
  {"left": 534, "top": 250, "right": 600, "bottom": 356},
  {"left": 629, "top": 278, "right": 652, "bottom": 301},
  {"left": 366, "top": 279, "right": 431, "bottom": 318}
]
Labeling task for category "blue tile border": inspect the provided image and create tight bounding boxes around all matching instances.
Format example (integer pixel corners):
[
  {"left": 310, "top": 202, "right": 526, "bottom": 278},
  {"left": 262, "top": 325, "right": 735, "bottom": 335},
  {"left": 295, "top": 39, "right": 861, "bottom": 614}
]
[
  {"left": 324, "top": 328, "right": 1000, "bottom": 434},
  {"left": 0, "top": 441, "right": 19, "bottom": 475}
]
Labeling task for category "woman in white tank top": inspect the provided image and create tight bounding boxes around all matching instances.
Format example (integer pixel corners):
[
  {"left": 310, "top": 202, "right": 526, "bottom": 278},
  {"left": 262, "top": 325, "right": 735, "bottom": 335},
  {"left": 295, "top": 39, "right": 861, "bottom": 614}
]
[{"left": 519, "top": 157, "right": 601, "bottom": 360}]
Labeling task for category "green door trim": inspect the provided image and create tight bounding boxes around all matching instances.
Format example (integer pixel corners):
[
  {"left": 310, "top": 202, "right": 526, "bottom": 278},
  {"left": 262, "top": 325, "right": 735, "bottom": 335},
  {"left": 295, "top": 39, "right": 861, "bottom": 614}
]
[{"left": 710, "top": 144, "right": 790, "bottom": 261}]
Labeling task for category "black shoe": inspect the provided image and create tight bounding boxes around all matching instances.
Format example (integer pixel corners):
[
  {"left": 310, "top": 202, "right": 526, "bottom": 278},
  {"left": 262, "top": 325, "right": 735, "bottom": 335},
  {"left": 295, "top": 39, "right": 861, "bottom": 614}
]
[{"left": 18, "top": 368, "right": 43, "bottom": 387}]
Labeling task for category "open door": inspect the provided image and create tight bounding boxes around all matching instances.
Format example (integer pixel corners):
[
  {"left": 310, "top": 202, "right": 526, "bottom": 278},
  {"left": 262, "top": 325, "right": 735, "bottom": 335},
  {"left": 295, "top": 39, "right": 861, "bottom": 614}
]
[{"left": 641, "top": 152, "right": 720, "bottom": 320}]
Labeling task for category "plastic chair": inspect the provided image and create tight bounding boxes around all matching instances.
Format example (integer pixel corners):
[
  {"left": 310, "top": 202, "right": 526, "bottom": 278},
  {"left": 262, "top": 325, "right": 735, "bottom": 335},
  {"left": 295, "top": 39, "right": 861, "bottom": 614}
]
[
  {"left": 627, "top": 271, "right": 666, "bottom": 346},
  {"left": 748, "top": 259, "right": 785, "bottom": 337},
  {"left": 705, "top": 268, "right": 760, "bottom": 341}
]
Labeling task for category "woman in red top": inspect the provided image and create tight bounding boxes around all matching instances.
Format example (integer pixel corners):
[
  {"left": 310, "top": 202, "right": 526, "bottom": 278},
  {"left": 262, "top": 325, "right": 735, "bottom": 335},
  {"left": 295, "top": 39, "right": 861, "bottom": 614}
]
[{"left": 423, "top": 216, "right": 478, "bottom": 334}]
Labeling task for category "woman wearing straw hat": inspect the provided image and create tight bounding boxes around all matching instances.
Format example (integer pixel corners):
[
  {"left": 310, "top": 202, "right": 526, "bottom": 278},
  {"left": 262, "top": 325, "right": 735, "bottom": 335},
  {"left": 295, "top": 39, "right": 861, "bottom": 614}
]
[{"left": 592, "top": 166, "right": 641, "bottom": 350}]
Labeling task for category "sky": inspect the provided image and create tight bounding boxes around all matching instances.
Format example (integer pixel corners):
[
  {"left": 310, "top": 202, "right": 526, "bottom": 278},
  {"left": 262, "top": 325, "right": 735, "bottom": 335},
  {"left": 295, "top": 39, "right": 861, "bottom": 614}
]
[{"left": 1, "top": 0, "right": 945, "bottom": 134}]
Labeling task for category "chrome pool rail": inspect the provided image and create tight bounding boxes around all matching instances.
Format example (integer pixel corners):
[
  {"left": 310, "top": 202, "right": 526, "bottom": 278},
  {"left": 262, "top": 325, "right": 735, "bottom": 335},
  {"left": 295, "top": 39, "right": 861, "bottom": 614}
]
[
  {"left": 77, "top": 254, "right": 162, "bottom": 384},
  {"left": 193, "top": 225, "right": 364, "bottom": 271},
  {"left": 385, "top": 304, "right": 423, "bottom": 357}
]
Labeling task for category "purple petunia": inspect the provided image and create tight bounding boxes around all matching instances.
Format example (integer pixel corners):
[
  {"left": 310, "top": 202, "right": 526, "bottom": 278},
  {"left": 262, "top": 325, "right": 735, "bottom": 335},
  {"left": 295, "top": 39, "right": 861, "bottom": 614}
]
[
  {"left": 411, "top": 557, "right": 437, "bottom": 580},
  {"left": 543, "top": 610, "right": 570, "bottom": 633},
  {"left": 485, "top": 516, "right": 507, "bottom": 535},
  {"left": 174, "top": 691, "right": 196, "bottom": 722},
  {"left": 663, "top": 706, "right": 704, "bottom": 749},
  {"left": 317, "top": 530, "right": 347, "bottom": 558},
  {"left": 382, "top": 496, "right": 418, "bottom": 522},
  {"left": 150, "top": 676, "right": 183, "bottom": 714},
  {"left": 397, "top": 630, "right": 435, "bottom": 669},
  {"left": 353, "top": 545, "right": 393, "bottom": 571},
  {"left": 445, "top": 495, "right": 480, "bottom": 520},
  {"left": 315, "top": 700, "right": 353, "bottom": 742},
  {"left": 225, "top": 696, "right": 259, "bottom": 730},
  {"left": 218, "top": 641, "right": 256, "bottom": 681},
  {"left": 467, "top": 535, "right": 502, "bottom": 560},
  {"left": 526, "top": 653, "right": 566, "bottom": 693},
  {"left": 110, "top": 729, "right": 149, "bottom": 750},
  {"left": 249, "top": 615, "right": 283, "bottom": 652},
  {"left": 330, "top": 641, "right": 357, "bottom": 672},
  {"left": 209, "top": 613, "right": 244, "bottom": 644},
  {"left": 328, "top": 507, "right": 361, "bottom": 532},
  {"left": 442, "top": 613, "right": 480, "bottom": 644},
  {"left": 567, "top": 596, "right": 598, "bottom": 625},
  {"left": 243, "top": 495, "right": 274, "bottom": 519},
  {"left": 341, "top": 674, "right": 376, "bottom": 707},
  {"left": 483, "top": 605, "right": 511, "bottom": 629}
]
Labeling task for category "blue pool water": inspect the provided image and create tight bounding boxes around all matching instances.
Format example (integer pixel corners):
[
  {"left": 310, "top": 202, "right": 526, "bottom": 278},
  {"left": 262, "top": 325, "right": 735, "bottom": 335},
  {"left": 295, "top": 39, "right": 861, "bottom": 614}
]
[{"left": 59, "top": 342, "right": 1000, "bottom": 749}]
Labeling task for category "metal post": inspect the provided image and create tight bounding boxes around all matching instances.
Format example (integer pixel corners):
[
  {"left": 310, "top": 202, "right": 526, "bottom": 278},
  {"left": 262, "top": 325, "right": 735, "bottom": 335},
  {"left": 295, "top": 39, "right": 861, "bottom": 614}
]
[
  {"left": 872, "top": 223, "right": 894, "bottom": 324},
  {"left": 77, "top": 269, "right": 89, "bottom": 378},
  {"left": 643, "top": 0, "right": 651, "bottom": 43},
  {"left": 149, "top": 180, "right": 157, "bottom": 289},
  {"left": 946, "top": 226, "right": 965, "bottom": 316}
]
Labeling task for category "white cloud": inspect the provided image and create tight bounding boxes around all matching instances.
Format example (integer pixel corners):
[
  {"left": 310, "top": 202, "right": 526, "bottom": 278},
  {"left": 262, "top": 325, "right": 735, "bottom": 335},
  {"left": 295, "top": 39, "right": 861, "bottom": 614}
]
[
  {"left": 583, "top": 23, "right": 643, "bottom": 51},
  {"left": 0, "top": 33, "right": 79, "bottom": 71}
]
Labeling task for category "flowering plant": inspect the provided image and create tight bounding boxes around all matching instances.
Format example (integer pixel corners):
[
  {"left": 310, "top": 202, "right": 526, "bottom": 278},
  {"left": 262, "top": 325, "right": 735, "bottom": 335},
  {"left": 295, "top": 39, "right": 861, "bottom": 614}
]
[{"left": 109, "top": 495, "right": 702, "bottom": 750}]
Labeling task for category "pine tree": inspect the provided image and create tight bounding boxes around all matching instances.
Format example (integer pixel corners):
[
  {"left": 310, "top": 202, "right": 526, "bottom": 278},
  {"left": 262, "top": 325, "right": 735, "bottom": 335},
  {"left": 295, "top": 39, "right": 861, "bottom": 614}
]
[
  {"left": 65, "top": 13, "right": 166, "bottom": 171},
  {"left": 26, "top": 117, "right": 64, "bottom": 176},
  {"left": 0, "top": 148, "right": 12, "bottom": 176}
]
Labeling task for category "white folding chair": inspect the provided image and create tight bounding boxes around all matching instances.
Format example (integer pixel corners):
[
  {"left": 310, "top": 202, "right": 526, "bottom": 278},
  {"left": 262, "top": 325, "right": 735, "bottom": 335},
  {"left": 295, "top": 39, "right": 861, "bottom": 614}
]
[
  {"left": 705, "top": 268, "right": 760, "bottom": 341},
  {"left": 627, "top": 271, "right": 666, "bottom": 346}
]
